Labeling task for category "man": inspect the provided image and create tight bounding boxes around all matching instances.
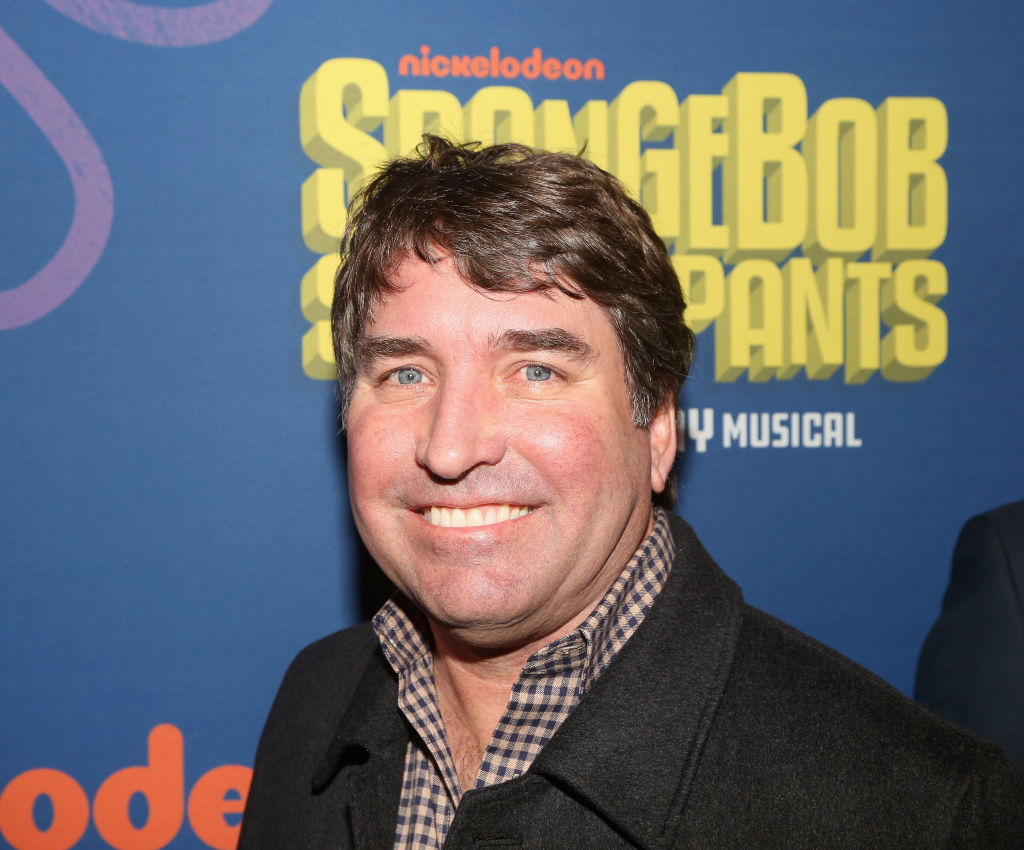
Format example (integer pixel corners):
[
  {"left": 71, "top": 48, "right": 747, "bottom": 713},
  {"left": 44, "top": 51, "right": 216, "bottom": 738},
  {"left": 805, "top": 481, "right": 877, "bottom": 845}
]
[{"left": 240, "top": 137, "right": 1023, "bottom": 848}]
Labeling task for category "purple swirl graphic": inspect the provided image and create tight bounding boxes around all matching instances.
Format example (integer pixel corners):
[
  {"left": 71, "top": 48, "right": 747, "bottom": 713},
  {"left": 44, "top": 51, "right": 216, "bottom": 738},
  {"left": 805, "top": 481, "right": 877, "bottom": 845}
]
[
  {"left": 0, "top": 26, "right": 113, "bottom": 331},
  {"left": 40, "top": 0, "right": 275, "bottom": 47}
]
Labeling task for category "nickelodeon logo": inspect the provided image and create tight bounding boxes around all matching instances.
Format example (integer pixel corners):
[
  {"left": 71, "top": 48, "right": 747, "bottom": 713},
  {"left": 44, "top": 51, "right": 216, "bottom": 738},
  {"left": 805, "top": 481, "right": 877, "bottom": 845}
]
[
  {"left": 0, "top": 725, "right": 251, "bottom": 850},
  {"left": 399, "top": 45, "right": 605, "bottom": 82}
]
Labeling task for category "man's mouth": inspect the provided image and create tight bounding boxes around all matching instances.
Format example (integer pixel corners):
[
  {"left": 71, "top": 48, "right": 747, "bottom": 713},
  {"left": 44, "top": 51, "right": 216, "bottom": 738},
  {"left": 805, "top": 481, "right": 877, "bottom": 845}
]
[{"left": 420, "top": 504, "right": 534, "bottom": 528}]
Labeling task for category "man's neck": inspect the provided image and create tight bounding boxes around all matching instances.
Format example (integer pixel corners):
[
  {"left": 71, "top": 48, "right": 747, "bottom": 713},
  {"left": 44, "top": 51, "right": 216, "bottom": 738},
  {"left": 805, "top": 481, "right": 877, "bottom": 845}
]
[
  {"left": 431, "top": 638, "right": 526, "bottom": 793},
  {"left": 431, "top": 621, "right": 573, "bottom": 792}
]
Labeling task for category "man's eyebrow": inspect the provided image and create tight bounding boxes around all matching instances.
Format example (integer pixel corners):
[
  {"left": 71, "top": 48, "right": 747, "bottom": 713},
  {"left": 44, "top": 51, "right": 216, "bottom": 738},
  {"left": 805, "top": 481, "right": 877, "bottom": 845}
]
[
  {"left": 356, "top": 335, "right": 430, "bottom": 372},
  {"left": 490, "top": 328, "right": 597, "bottom": 363}
]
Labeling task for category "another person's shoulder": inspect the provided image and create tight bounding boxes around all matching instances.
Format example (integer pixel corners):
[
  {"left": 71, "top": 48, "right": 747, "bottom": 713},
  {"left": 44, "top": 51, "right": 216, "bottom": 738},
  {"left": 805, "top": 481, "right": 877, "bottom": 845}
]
[
  {"left": 956, "top": 498, "right": 1024, "bottom": 559},
  {"left": 979, "top": 498, "right": 1024, "bottom": 527},
  {"left": 915, "top": 498, "right": 1024, "bottom": 774}
]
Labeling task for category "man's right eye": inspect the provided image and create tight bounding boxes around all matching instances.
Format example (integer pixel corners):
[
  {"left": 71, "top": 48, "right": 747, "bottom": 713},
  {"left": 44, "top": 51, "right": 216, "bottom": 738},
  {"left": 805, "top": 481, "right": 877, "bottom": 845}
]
[{"left": 394, "top": 367, "right": 423, "bottom": 385}]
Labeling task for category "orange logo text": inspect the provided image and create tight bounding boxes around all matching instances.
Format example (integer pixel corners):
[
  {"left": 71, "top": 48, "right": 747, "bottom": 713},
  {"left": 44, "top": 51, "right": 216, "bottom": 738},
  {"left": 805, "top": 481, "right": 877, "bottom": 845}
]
[
  {"left": 399, "top": 45, "right": 605, "bottom": 82},
  {"left": 0, "top": 725, "right": 251, "bottom": 850}
]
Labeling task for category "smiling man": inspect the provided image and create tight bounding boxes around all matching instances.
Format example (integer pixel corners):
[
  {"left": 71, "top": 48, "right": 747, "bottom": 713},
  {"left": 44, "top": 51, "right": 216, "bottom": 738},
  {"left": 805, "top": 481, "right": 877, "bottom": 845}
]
[{"left": 240, "top": 137, "right": 1023, "bottom": 849}]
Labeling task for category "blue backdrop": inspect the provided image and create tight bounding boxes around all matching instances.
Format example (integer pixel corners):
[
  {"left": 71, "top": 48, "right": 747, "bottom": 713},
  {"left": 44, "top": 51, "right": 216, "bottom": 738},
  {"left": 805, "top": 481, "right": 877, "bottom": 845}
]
[{"left": 2, "top": 1, "right": 1022, "bottom": 847}]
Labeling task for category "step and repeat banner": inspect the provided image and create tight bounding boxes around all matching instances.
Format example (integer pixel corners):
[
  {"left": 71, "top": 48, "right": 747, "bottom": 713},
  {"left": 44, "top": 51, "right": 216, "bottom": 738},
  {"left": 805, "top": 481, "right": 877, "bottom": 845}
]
[{"left": 2, "top": 1, "right": 1022, "bottom": 847}]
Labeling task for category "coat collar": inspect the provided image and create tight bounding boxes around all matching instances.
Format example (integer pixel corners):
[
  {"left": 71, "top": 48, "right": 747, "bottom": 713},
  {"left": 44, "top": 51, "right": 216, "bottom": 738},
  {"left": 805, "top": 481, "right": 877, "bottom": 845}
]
[
  {"left": 312, "top": 514, "right": 744, "bottom": 849},
  {"left": 529, "top": 515, "right": 744, "bottom": 848},
  {"left": 311, "top": 646, "right": 405, "bottom": 794},
  {"left": 311, "top": 643, "right": 406, "bottom": 850}
]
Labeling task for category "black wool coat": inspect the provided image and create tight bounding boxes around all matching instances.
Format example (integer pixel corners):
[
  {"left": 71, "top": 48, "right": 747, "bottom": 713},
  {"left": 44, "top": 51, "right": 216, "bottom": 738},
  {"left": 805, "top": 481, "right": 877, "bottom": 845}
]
[{"left": 239, "top": 515, "right": 1024, "bottom": 848}]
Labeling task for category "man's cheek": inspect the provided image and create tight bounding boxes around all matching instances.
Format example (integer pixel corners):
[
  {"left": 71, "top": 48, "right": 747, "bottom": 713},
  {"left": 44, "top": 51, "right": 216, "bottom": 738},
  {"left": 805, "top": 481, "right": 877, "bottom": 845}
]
[
  {"left": 519, "top": 409, "right": 600, "bottom": 456},
  {"left": 348, "top": 416, "right": 410, "bottom": 480},
  {"left": 545, "top": 421, "right": 611, "bottom": 479}
]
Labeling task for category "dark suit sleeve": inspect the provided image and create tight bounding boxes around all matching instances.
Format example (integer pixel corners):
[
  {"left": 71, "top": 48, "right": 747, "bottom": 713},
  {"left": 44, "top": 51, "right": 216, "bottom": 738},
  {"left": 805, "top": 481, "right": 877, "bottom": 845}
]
[{"left": 915, "top": 502, "right": 1024, "bottom": 775}]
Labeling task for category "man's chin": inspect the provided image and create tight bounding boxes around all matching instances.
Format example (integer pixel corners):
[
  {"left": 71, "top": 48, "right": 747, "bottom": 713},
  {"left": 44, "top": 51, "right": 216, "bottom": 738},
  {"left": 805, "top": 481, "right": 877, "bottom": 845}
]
[
  {"left": 418, "top": 593, "right": 548, "bottom": 651},
  {"left": 431, "top": 618, "right": 551, "bottom": 657}
]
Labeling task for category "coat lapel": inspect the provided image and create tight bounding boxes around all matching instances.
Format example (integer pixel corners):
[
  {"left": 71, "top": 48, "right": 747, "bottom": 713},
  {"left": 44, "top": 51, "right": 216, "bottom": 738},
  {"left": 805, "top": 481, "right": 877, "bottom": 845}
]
[{"left": 530, "top": 515, "right": 744, "bottom": 849}]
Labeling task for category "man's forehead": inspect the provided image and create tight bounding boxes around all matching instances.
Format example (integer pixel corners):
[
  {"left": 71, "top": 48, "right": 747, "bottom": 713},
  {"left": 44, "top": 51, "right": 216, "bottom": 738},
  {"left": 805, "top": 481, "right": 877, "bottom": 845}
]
[
  {"left": 369, "top": 258, "right": 606, "bottom": 331},
  {"left": 382, "top": 252, "right": 589, "bottom": 307}
]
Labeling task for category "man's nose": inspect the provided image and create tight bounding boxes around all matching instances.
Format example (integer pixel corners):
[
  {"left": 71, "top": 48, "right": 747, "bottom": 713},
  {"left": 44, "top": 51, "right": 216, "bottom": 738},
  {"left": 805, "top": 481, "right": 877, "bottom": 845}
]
[{"left": 415, "top": 376, "right": 506, "bottom": 481}]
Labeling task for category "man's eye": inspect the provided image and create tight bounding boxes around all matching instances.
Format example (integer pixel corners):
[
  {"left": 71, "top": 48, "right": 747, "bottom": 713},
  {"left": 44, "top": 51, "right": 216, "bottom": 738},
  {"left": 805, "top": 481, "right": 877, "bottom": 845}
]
[
  {"left": 394, "top": 367, "right": 423, "bottom": 385},
  {"left": 524, "top": 365, "right": 553, "bottom": 381}
]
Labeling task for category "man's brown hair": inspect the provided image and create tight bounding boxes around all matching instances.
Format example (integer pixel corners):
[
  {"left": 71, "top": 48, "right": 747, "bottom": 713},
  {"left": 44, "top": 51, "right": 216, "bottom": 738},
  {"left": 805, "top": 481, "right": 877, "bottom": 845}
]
[{"left": 332, "top": 135, "right": 694, "bottom": 472}]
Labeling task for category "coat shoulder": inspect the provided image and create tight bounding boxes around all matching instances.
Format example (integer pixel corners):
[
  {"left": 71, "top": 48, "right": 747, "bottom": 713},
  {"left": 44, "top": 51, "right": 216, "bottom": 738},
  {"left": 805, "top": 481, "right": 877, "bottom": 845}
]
[
  {"left": 735, "top": 605, "right": 1002, "bottom": 765},
  {"left": 690, "top": 604, "right": 1024, "bottom": 846},
  {"left": 263, "top": 624, "right": 378, "bottom": 731}
]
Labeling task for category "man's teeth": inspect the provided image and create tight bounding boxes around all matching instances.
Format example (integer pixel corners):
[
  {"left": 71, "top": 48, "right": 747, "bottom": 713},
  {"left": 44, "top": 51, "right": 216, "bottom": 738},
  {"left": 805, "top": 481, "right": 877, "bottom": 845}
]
[{"left": 423, "top": 504, "right": 533, "bottom": 527}]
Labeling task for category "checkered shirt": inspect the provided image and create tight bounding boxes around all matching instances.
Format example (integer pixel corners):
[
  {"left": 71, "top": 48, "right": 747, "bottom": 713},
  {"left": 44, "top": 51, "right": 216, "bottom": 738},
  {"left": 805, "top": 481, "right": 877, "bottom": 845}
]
[{"left": 372, "top": 508, "right": 676, "bottom": 850}]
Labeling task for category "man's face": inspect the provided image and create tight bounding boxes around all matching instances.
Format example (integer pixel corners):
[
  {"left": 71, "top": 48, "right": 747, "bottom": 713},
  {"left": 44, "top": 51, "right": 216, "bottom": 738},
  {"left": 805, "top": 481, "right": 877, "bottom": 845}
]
[{"left": 345, "top": 256, "right": 676, "bottom": 651}]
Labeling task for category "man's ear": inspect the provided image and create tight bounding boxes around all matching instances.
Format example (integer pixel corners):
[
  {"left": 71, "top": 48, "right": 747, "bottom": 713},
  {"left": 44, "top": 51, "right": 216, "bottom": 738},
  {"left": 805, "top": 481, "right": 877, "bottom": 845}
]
[{"left": 649, "top": 396, "right": 677, "bottom": 494}]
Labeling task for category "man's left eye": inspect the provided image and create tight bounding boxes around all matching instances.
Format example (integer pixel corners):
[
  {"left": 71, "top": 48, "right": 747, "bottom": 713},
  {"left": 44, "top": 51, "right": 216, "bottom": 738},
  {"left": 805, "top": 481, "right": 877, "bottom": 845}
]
[{"left": 524, "top": 365, "right": 553, "bottom": 381}]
